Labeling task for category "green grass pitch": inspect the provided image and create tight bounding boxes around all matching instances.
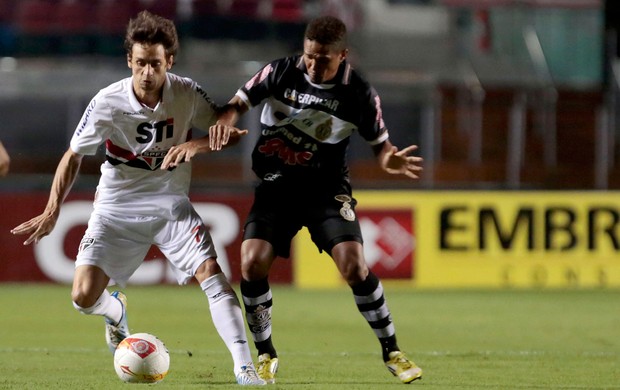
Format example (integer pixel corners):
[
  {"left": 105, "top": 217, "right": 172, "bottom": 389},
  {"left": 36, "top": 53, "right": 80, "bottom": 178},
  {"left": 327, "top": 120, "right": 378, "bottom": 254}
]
[{"left": 0, "top": 284, "right": 618, "bottom": 389}]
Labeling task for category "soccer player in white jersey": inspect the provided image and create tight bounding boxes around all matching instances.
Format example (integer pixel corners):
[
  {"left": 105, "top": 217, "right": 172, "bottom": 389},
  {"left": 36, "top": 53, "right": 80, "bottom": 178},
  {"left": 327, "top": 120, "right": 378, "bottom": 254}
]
[
  {"left": 165, "top": 15, "right": 424, "bottom": 385},
  {"left": 11, "top": 11, "right": 265, "bottom": 386}
]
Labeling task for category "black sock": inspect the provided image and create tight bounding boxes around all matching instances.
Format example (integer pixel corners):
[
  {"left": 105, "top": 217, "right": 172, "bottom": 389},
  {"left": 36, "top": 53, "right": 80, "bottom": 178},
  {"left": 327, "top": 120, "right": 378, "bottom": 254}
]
[
  {"left": 352, "top": 272, "right": 399, "bottom": 362},
  {"left": 380, "top": 335, "right": 400, "bottom": 361},
  {"left": 240, "top": 278, "right": 277, "bottom": 358}
]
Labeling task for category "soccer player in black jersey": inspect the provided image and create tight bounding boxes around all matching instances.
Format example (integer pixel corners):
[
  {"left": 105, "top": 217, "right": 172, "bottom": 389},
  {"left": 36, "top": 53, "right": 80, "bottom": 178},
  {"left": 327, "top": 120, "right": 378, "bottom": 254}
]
[{"left": 168, "top": 15, "right": 423, "bottom": 385}]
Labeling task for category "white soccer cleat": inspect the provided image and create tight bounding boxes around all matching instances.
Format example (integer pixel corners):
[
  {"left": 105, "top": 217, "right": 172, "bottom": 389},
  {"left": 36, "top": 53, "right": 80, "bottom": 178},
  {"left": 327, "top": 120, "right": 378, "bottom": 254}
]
[
  {"left": 236, "top": 364, "right": 267, "bottom": 386},
  {"left": 105, "top": 291, "right": 130, "bottom": 353}
]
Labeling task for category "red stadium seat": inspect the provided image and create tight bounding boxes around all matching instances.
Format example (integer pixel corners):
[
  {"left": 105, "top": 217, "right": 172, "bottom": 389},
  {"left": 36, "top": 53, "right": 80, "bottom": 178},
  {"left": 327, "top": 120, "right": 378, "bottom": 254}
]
[
  {"left": 0, "top": 0, "right": 16, "bottom": 55},
  {"left": 192, "top": 0, "right": 221, "bottom": 16},
  {"left": 54, "top": 0, "right": 94, "bottom": 55},
  {"left": 94, "top": 0, "right": 141, "bottom": 55},
  {"left": 141, "top": 0, "right": 178, "bottom": 21},
  {"left": 270, "top": 0, "right": 305, "bottom": 49},
  {"left": 14, "top": 0, "right": 55, "bottom": 55},
  {"left": 55, "top": 1, "right": 92, "bottom": 34},
  {"left": 188, "top": 0, "right": 225, "bottom": 39},
  {"left": 227, "top": 0, "right": 261, "bottom": 18},
  {"left": 14, "top": 0, "right": 54, "bottom": 35},
  {"left": 271, "top": 0, "right": 304, "bottom": 22},
  {"left": 95, "top": 0, "right": 140, "bottom": 35},
  {"left": 0, "top": 0, "right": 15, "bottom": 23},
  {"left": 222, "top": 0, "right": 269, "bottom": 40}
]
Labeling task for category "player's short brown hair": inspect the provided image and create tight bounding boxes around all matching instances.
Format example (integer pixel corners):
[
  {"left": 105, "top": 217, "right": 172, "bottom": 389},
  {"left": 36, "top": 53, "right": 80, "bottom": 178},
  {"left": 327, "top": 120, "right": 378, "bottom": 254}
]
[
  {"left": 304, "top": 16, "right": 347, "bottom": 51},
  {"left": 124, "top": 10, "right": 179, "bottom": 59}
]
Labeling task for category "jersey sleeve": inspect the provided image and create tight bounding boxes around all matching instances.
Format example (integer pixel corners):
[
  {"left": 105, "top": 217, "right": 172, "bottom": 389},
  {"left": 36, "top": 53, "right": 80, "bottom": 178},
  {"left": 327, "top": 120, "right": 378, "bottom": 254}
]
[
  {"left": 70, "top": 94, "right": 114, "bottom": 156},
  {"left": 190, "top": 81, "right": 218, "bottom": 131},
  {"left": 236, "top": 59, "right": 279, "bottom": 108},
  {"left": 358, "top": 85, "right": 389, "bottom": 146}
]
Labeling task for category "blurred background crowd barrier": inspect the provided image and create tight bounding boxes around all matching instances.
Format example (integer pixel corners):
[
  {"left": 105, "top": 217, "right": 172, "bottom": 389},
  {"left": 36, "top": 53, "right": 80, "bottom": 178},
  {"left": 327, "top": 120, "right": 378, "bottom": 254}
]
[{"left": 0, "top": 0, "right": 618, "bottom": 191}]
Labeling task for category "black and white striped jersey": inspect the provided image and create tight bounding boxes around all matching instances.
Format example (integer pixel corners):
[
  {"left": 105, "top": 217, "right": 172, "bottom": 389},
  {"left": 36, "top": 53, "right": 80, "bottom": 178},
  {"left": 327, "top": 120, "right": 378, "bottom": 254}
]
[{"left": 236, "top": 55, "right": 389, "bottom": 188}]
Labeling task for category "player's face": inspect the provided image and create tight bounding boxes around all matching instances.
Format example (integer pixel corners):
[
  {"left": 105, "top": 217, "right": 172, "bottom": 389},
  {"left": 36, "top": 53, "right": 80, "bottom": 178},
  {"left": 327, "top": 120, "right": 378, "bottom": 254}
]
[
  {"left": 303, "top": 39, "right": 347, "bottom": 84},
  {"left": 127, "top": 43, "right": 173, "bottom": 96}
]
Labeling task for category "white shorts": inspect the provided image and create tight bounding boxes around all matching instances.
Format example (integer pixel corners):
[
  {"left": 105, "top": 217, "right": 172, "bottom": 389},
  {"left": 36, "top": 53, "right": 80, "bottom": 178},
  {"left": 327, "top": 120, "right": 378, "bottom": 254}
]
[{"left": 75, "top": 202, "right": 217, "bottom": 287}]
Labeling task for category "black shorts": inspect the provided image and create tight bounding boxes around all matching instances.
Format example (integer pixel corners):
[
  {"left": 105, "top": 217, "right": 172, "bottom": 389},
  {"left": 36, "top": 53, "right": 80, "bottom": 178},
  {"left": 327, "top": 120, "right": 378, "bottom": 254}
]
[{"left": 243, "top": 183, "right": 363, "bottom": 258}]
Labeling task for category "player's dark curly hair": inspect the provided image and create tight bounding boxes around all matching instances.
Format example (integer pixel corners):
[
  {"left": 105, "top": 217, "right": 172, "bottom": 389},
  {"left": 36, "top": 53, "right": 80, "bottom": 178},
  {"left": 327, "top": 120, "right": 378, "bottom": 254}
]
[
  {"left": 124, "top": 10, "right": 179, "bottom": 61},
  {"left": 304, "top": 16, "right": 347, "bottom": 51}
]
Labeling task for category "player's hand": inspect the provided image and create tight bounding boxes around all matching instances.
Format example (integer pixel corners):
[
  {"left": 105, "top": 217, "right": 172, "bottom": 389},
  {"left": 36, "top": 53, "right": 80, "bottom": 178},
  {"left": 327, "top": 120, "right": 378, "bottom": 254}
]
[
  {"left": 209, "top": 124, "right": 248, "bottom": 151},
  {"left": 381, "top": 144, "right": 423, "bottom": 179},
  {"left": 11, "top": 211, "right": 58, "bottom": 245},
  {"left": 161, "top": 142, "right": 200, "bottom": 170}
]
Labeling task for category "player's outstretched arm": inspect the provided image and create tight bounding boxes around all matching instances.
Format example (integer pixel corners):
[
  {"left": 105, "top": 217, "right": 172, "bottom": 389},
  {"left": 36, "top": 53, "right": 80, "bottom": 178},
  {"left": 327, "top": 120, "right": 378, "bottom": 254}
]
[
  {"left": 374, "top": 140, "right": 423, "bottom": 179},
  {"left": 11, "top": 148, "right": 83, "bottom": 245},
  {"left": 160, "top": 127, "right": 248, "bottom": 170},
  {"left": 161, "top": 97, "right": 250, "bottom": 170}
]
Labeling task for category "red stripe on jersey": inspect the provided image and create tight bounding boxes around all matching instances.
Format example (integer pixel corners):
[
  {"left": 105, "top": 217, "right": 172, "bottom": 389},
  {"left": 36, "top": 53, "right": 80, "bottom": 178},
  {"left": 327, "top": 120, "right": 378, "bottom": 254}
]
[{"left": 106, "top": 140, "right": 137, "bottom": 161}]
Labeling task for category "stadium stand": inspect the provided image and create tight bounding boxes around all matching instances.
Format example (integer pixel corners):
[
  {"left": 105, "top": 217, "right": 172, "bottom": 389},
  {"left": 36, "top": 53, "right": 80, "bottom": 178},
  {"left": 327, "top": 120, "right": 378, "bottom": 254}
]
[
  {"left": 271, "top": 0, "right": 306, "bottom": 48},
  {"left": 94, "top": 0, "right": 142, "bottom": 55},
  {"left": 1, "top": 0, "right": 617, "bottom": 190},
  {"left": 54, "top": 1, "right": 95, "bottom": 55},
  {"left": 14, "top": 0, "right": 56, "bottom": 55},
  {"left": 0, "top": 0, "right": 16, "bottom": 55}
]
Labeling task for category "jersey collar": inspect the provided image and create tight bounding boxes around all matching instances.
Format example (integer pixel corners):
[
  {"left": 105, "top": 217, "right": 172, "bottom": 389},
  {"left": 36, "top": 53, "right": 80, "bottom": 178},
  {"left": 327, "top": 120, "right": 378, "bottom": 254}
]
[
  {"left": 295, "top": 55, "right": 352, "bottom": 88},
  {"left": 126, "top": 74, "right": 172, "bottom": 112}
]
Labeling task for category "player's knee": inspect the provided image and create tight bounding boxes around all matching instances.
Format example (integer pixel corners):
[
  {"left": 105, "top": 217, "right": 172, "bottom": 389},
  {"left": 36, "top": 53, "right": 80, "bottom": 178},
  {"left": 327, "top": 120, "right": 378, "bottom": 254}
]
[
  {"left": 241, "top": 258, "right": 269, "bottom": 280},
  {"left": 240, "top": 241, "right": 273, "bottom": 280},
  {"left": 332, "top": 243, "right": 368, "bottom": 284},
  {"left": 341, "top": 261, "right": 368, "bottom": 285}
]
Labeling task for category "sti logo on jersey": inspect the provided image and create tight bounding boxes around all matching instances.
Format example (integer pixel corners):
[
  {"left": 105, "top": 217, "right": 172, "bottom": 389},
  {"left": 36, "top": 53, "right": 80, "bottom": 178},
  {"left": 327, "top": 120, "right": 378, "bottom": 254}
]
[{"left": 136, "top": 119, "right": 174, "bottom": 144}]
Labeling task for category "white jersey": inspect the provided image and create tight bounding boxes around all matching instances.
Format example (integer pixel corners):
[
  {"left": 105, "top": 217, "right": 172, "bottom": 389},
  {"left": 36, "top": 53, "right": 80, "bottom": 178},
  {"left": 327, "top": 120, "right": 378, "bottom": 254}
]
[{"left": 70, "top": 73, "right": 218, "bottom": 219}]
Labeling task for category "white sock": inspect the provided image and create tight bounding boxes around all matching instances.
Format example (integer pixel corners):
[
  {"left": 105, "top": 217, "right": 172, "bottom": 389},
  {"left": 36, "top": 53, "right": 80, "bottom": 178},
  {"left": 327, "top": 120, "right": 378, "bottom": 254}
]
[
  {"left": 201, "top": 273, "right": 254, "bottom": 373},
  {"left": 72, "top": 290, "right": 123, "bottom": 325}
]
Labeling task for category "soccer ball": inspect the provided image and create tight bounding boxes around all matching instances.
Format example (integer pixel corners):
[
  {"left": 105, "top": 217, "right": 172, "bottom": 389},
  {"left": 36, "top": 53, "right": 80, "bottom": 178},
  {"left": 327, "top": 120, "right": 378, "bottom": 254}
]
[{"left": 113, "top": 333, "right": 170, "bottom": 383}]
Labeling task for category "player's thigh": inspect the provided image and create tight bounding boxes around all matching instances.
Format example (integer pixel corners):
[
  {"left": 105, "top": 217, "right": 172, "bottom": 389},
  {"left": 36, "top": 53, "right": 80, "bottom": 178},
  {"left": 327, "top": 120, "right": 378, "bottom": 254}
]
[
  {"left": 155, "top": 205, "right": 217, "bottom": 285},
  {"left": 308, "top": 208, "right": 363, "bottom": 255},
  {"left": 243, "top": 209, "right": 301, "bottom": 259},
  {"left": 75, "top": 212, "right": 153, "bottom": 287}
]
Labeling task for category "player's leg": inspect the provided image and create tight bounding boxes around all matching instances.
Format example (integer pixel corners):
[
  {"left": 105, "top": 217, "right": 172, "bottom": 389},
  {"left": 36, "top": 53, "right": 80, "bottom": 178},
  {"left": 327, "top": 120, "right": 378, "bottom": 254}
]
[
  {"left": 157, "top": 205, "right": 264, "bottom": 385},
  {"left": 72, "top": 213, "right": 150, "bottom": 353},
  {"left": 238, "top": 187, "right": 294, "bottom": 384},
  {"left": 311, "top": 196, "right": 423, "bottom": 384},
  {"left": 71, "top": 264, "right": 117, "bottom": 318},
  {"left": 239, "top": 237, "right": 279, "bottom": 384},
  {"left": 71, "top": 265, "right": 130, "bottom": 353},
  {"left": 330, "top": 240, "right": 422, "bottom": 383},
  {"left": 312, "top": 198, "right": 406, "bottom": 361},
  {"left": 193, "top": 259, "right": 264, "bottom": 385},
  {"left": 330, "top": 240, "right": 401, "bottom": 356}
]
